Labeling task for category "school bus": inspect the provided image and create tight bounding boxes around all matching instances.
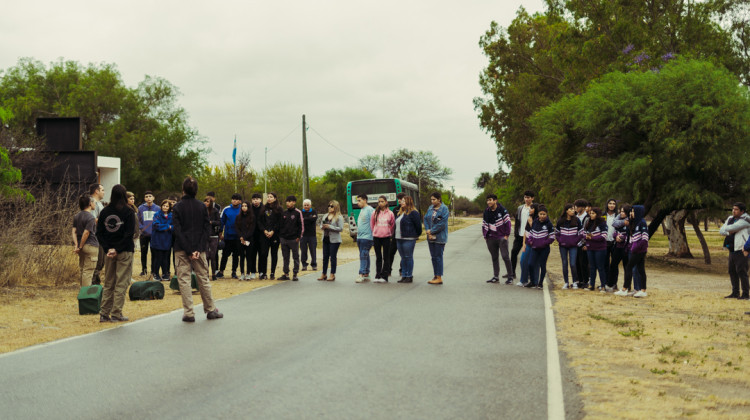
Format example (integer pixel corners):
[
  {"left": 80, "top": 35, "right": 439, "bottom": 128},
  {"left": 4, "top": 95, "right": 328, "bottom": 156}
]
[{"left": 345, "top": 178, "right": 419, "bottom": 239}]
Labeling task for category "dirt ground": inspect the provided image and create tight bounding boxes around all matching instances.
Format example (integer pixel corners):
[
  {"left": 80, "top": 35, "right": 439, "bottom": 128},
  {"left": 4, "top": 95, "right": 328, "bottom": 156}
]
[{"left": 547, "top": 243, "right": 750, "bottom": 419}]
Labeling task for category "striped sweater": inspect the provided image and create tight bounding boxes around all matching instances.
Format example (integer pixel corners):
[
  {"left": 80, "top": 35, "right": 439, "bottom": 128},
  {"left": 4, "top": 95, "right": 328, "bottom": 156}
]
[
  {"left": 555, "top": 218, "right": 583, "bottom": 248},
  {"left": 526, "top": 219, "right": 555, "bottom": 249},
  {"left": 628, "top": 205, "right": 649, "bottom": 254},
  {"left": 482, "top": 205, "right": 512, "bottom": 240},
  {"left": 584, "top": 220, "right": 608, "bottom": 251}
]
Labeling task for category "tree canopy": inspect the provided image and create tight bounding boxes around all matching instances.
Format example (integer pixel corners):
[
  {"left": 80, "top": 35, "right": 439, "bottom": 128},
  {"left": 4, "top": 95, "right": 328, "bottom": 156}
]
[
  {"left": 0, "top": 58, "right": 207, "bottom": 196},
  {"left": 527, "top": 58, "right": 750, "bottom": 231},
  {"left": 476, "top": 0, "right": 750, "bottom": 202}
]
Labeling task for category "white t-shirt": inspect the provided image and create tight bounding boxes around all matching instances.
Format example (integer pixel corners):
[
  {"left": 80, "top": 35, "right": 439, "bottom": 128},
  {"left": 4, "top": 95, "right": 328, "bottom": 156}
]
[
  {"left": 519, "top": 205, "right": 530, "bottom": 236},
  {"left": 395, "top": 214, "right": 404, "bottom": 239}
]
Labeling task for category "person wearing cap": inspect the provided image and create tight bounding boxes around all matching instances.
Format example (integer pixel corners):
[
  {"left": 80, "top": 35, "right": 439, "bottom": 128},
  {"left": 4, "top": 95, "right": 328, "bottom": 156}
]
[
  {"left": 279, "top": 195, "right": 303, "bottom": 281},
  {"left": 300, "top": 199, "right": 318, "bottom": 271}
]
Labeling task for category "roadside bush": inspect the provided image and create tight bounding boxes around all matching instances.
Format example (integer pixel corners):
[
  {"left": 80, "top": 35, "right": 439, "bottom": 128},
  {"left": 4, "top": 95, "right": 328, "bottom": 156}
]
[{"left": 0, "top": 184, "right": 79, "bottom": 288}]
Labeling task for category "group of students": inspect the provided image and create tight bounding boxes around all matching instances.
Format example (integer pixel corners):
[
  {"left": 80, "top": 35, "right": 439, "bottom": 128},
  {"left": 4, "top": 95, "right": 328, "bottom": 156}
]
[
  {"left": 341, "top": 191, "right": 450, "bottom": 285},
  {"left": 72, "top": 178, "right": 224, "bottom": 323},
  {"left": 482, "top": 191, "right": 650, "bottom": 297}
]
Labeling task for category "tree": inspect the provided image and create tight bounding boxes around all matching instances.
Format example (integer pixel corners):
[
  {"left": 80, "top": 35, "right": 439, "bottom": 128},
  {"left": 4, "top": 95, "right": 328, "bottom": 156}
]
[
  {"left": 526, "top": 58, "right": 750, "bottom": 257},
  {"left": 196, "top": 152, "right": 257, "bottom": 206},
  {"left": 0, "top": 107, "right": 33, "bottom": 202},
  {"left": 0, "top": 58, "right": 207, "bottom": 195},
  {"left": 259, "top": 162, "right": 304, "bottom": 201},
  {"left": 475, "top": 1, "right": 750, "bottom": 200},
  {"left": 358, "top": 155, "right": 384, "bottom": 177},
  {"left": 322, "top": 166, "right": 375, "bottom": 206}
]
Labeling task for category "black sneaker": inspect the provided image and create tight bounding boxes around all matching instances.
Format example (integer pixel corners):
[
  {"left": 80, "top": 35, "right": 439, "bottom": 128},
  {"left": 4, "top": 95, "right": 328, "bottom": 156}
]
[
  {"left": 504, "top": 278, "right": 514, "bottom": 285},
  {"left": 215, "top": 271, "right": 224, "bottom": 279},
  {"left": 292, "top": 276, "right": 299, "bottom": 281},
  {"left": 739, "top": 294, "right": 749, "bottom": 300},
  {"left": 139, "top": 270, "right": 147, "bottom": 276},
  {"left": 207, "top": 310, "right": 224, "bottom": 320},
  {"left": 524, "top": 282, "right": 535, "bottom": 288},
  {"left": 259, "top": 273, "right": 268, "bottom": 280},
  {"left": 311, "top": 266, "right": 318, "bottom": 271},
  {"left": 99, "top": 315, "right": 111, "bottom": 323},
  {"left": 211, "top": 276, "right": 217, "bottom": 281},
  {"left": 111, "top": 315, "right": 129, "bottom": 322},
  {"left": 278, "top": 274, "right": 290, "bottom": 281},
  {"left": 301, "top": 266, "right": 308, "bottom": 271},
  {"left": 182, "top": 315, "right": 195, "bottom": 323},
  {"left": 725, "top": 293, "right": 740, "bottom": 299},
  {"left": 231, "top": 272, "right": 238, "bottom": 279},
  {"left": 536, "top": 284, "right": 543, "bottom": 289},
  {"left": 270, "top": 273, "right": 275, "bottom": 280},
  {"left": 487, "top": 277, "right": 499, "bottom": 283}
]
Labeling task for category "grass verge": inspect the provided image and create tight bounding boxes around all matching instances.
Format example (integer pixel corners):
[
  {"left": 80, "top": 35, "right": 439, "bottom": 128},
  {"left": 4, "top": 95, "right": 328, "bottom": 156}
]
[{"left": 549, "top": 227, "right": 750, "bottom": 419}]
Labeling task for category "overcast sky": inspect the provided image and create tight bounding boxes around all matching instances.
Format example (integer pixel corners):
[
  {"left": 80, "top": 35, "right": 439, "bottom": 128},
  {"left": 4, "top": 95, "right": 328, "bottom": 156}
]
[{"left": 1, "top": 0, "right": 547, "bottom": 198}]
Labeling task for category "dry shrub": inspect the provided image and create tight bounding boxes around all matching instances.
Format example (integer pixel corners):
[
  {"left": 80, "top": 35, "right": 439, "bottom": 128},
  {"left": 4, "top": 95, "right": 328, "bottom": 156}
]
[{"left": 0, "top": 183, "right": 80, "bottom": 287}]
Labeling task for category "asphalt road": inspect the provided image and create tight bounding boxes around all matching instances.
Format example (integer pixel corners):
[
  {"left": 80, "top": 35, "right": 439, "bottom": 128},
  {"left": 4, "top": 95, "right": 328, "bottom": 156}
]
[{"left": 0, "top": 224, "right": 557, "bottom": 420}]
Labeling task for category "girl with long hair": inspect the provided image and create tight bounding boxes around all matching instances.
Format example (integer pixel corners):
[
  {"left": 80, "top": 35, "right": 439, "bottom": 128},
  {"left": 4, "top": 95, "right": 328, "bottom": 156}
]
[
  {"left": 608, "top": 204, "right": 631, "bottom": 291},
  {"left": 424, "top": 192, "right": 450, "bottom": 285},
  {"left": 584, "top": 207, "right": 608, "bottom": 291},
  {"left": 95, "top": 184, "right": 135, "bottom": 322},
  {"left": 371, "top": 195, "right": 395, "bottom": 282},
  {"left": 150, "top": 199, "right": 174, "bottom": 281},
  {"left": 396, "top": 196, "right": 422, "bottom": 283},
  {"left": 204, "top": 197, "right": 221, "bottom": 280},
  {"left": 517, "top": 203, "right": 539, "bottom": 286},
  {"left": 259, "top": 192, "right": 282, "bottom": 279},
  {"left": 236, "top": 201, "right": 256, "bottom": 281},
  {"left": 318, "top": 200, "right": 345, "bottom": 281},
  {"left": 555, "top": 203, "right": 582, "bottom": 289}
]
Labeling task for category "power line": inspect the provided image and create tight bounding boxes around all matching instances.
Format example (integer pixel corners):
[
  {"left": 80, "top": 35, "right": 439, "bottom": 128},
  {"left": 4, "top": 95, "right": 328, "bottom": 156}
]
[
  {"left": 267, "top": 123, "right": 302, "bottom": 152},
  {"left": 308, "top": 125, "right": 361, "bottom": 160}
]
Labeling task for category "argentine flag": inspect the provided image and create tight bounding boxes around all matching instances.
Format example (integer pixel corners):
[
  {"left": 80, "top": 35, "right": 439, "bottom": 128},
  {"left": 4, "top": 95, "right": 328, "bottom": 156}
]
[{"left": 232, "top": 137, "right": 237, "bottom": 165}]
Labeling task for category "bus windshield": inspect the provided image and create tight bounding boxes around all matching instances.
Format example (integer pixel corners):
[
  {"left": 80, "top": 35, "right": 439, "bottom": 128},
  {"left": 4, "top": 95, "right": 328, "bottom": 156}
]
[{"left": 350, "top": 179, "right": 397, "bottom": 204}]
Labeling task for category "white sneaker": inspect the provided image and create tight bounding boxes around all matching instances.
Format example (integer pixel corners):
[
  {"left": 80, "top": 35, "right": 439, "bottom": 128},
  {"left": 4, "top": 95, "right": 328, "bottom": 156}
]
[
  {"left": 249, "top": 273, "right": 256, "bottom": 280},
  {"left": 562, "top": 283, "right": 569, "bottom": 289},
  {"left": 634, "top": 290, "right": 647, "bottom": 298},
  {"left": 605, "top": 286, "right": 614, "bottom": 293},
  {"left": 614, "top": 289, "right": 626, "bottom": 296},
  {"left": 516, "top": 281, "right": 524, "bottom": 287},
  {"left": 572, "top": 283, "right": 579, "bottom": 289},
  {"left": 355, "top": 275, "right": 365, "bottom": 283}
]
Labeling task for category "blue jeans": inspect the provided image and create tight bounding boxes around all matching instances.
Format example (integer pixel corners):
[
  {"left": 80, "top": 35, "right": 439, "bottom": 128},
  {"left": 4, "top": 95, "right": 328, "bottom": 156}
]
[
  {"left": 559, "top": 246, "right": 578, "bottom": 284},
  {"left": 428, "top": 242, "right": 445, "bottom": 276},
  {"left": 358, "top": 239, "right": 373, "bottom": 275},
  {"left": 587, "top": 249, "right": 607, "bottom": 288},
  {"left": 519, "top": 248, "right": 531, "bottom": 284},
  {"left": 529, "top": 247, "right": 551, "bottom": 286},
  {"left": 397, "top": 239, "right": 416, "bottom": 277}
]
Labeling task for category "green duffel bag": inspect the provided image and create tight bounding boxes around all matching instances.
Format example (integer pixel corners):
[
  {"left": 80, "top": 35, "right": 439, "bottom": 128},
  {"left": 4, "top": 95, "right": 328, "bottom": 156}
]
[
  {"left": 78, "top": 285, "right": 103, "bottom": 315},
  {"left": 128, "top": 280, "right": 165, "bottom": 301},
  {"left": 169, "top": 272, "right": 198, "bottom": 291}
]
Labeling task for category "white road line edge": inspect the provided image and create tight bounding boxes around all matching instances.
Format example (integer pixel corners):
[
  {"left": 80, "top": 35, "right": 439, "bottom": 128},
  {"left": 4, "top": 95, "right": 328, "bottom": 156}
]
[{"left": 544, "top": 281, "right": 566, "bottom": 420}]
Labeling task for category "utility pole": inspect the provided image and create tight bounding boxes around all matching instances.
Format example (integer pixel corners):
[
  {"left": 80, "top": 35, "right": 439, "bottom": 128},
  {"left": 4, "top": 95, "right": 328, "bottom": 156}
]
[
  {"left": 264, "top": 146, "right": 268, "bottom": 199},
  {"left": 302, "top": 114, "right": 310, "bottom": 200},
  {"left": 382, "top": 154, "right": 386, "bottom": 178}
]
